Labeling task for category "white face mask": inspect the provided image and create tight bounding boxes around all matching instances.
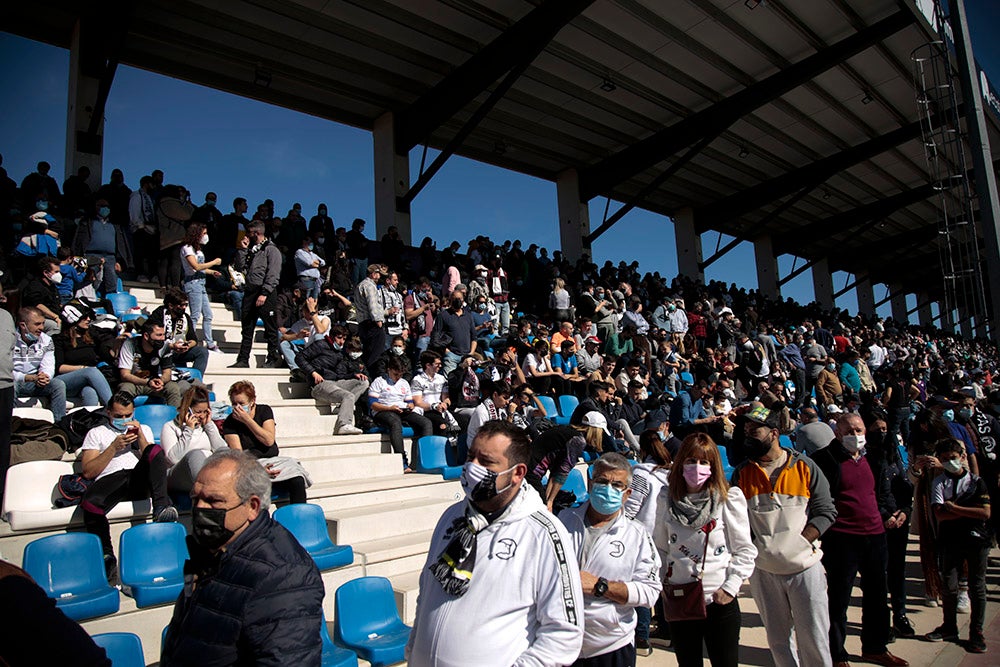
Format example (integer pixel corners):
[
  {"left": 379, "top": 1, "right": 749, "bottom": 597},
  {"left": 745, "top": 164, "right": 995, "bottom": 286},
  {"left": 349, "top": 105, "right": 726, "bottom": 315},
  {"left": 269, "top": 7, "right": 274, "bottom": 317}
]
[
  {"left": 201, "top": 234, "right": 209, "bottom": 245},
  {"left": 841, "top": 434, "right": 866, "bottom": 453},
  {"left": 48, "top": 271, "right": 63, "bottom": 284},
  {"left": 943, "top": 459, "right": 965, "bottom": 475}
]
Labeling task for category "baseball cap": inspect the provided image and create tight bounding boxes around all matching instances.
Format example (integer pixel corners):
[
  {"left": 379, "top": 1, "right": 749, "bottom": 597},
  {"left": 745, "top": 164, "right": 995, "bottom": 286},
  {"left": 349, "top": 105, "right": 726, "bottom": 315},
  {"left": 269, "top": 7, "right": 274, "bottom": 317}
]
[
  {"left": 582, "top": 411, "right": 611, "bottom": 436},
  {"left": 745, "top": 404, "right": 780, "bottom": 428},
  {"left": 585, "top": 335, "right": 601, "bottom": 345}
]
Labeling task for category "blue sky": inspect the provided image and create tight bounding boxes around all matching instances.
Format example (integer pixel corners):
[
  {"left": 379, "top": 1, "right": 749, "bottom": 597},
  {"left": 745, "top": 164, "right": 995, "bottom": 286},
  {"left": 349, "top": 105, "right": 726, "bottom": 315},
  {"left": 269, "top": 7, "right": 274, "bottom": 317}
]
[{"left": 2, "top": 1, "right": 998, "bottom": 324}]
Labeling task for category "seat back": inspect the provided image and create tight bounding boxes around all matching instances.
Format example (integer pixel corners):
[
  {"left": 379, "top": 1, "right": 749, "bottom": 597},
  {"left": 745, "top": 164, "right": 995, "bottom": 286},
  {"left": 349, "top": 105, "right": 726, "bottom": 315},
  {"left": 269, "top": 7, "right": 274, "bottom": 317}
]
[
  {"left": 107, "top": 292, "right": 138, "bottom": 316},
  {"left": 91, "top": 632, "right": 145, "bottom": 667},
  {"left": 119, "top": 522, "right": 188, "bottom": 585},
  {"left": 334, "top": 577, "right": 404, "bottom": 645},
  {"left": 12, "top": 406, "right": 56, "bottom": 423},
  {"left": 679, "top": 371, "right": 695, "bottom": 387},
  {"left": 416, "top": 436, "right": 449, "bottom": 471},
  {"left": 717, "top": 445, "right": 735, "bottom": 479},
  {"left": 23, "top": 533, "right": 109, "bottom": 598},
  {"left": 557, "top": 395, "right": 579, "bottom": 419},
  {"left": 778, "top": 434, "right": 793, "bottom": 450},
  {"left": 273, "top": 503, "right": 335, "bottom": 552},
  {"left": 563, "top": 468, "right": 588, "bottom": 505},
  {"left": 536, "top": 395, "right": 558, "bottom": 419},
  {"left": 3, "top": 460, "right": 74, "bottom": 516},
  {"left": 134, "top": 405, "right": 178, "bottom": 444}
]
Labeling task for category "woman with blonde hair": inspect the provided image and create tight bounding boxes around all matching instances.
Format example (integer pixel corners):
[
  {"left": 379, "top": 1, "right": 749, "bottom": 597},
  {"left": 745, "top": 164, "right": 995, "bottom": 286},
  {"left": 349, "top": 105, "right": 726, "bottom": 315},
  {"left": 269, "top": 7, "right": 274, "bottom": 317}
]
[
  {"left": 549, "top": 277, "right": 572, "bottom": 323},
  {"left": 524, "top": 412, "right": 608, "bottom": 512},
  {"left": 654, "top": 433, "right": 756, "bottom": 667}
]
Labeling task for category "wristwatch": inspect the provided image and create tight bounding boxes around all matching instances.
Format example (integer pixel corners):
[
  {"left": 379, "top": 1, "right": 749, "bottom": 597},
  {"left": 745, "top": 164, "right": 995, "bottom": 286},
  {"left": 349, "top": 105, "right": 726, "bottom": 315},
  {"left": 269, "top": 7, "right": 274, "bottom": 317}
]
[{"left": 593, "top": 577, "right": 609, "bottom": 598}]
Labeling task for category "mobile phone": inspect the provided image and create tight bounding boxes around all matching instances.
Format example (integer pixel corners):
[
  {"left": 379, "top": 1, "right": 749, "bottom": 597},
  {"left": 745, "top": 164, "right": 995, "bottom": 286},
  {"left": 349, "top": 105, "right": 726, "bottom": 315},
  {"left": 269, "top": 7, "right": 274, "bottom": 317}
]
[{"left": 126, "top": 426, "right": 139, "bottom": 437}]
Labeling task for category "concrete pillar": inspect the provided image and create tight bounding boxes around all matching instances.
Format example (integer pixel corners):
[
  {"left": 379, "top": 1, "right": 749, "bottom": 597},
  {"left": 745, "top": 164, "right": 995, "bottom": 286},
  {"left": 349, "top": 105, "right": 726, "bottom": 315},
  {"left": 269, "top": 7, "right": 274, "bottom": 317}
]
[
  {"left": 856, "top": 275, "right": 876, "bottom": 319},
  {"left": 917, "top": 292, "right": 933, "bottom": 328},
  {"left": 65, "top": 20, "right": 103, "bottom": 188},
  {"left": 753, "top": 235, "right": 780, "bottom": 299},
  {"left": 889, "top": 282, "right": 909, "bottom": 326},
  {"left": 373, "top": 112, "right": 412, "bottom": 245},
  {"left": 960, "top": 312, "right": 973, "bottom": 339},
  {"left": 556, "top": 169, "right": 591, "bottom": 262},
  {"left": 939, "top": 303, "right": 954, "bottom": 333},
  {"left": 811, "top": 258, "right": 835, "bottom": 312},
  {"left": 674, "top": 207, "right": 704, "bottom": 283}
]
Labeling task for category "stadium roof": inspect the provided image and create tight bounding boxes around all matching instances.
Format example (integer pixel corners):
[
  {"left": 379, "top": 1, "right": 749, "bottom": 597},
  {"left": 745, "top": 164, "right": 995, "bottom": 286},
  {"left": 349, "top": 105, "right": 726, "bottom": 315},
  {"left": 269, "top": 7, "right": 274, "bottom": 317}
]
[{"left": 8, "top": 0, "right": 1000, "bottom": 307}]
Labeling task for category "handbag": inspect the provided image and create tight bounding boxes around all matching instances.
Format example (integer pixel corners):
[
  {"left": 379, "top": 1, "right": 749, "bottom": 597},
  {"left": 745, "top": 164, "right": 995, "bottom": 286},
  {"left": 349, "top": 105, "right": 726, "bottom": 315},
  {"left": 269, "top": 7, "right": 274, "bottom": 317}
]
[{"left": 662, "top": 518, "right": 716, "bottom": 622}]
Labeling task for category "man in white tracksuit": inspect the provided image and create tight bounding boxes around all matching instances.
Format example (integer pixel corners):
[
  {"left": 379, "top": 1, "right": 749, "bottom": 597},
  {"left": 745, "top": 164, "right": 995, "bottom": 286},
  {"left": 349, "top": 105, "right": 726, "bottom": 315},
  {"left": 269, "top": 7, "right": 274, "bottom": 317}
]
[
  {"left": 560, "top": 453, "right": 661, "bottom": 666},
  {"left": 407, "top": 420, "right": 584, "bottom": 667}
]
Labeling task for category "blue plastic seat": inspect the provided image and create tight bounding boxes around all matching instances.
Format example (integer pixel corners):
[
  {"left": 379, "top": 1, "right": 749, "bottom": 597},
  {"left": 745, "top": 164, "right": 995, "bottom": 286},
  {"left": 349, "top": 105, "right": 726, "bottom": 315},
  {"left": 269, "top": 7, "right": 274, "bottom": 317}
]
[
  {"left": 119, "top": 522, "right": 187, "bottom": 608},
  {"left": 365, "top": 425, "right": 415, "bottom": 438},
  {"left": 107, "top": 292, "right": 139, "bottom": 316},
  {"left": 321, "top": 612, "right": 359, "bottom": 667},
  {"left": 717, "top": 444, "right": 735, "bottom": 480},
  {"left": 22, "top": 533, "right": 120, "bottom": 621},
  {"left": 334, "top": 576, "right": 411, "bottom": 667},
  {"left": 898, "top": 443, "right": 909, "bottom": 469},
  {"left": 273, "top": 503, "right": 354, "bottom": 571},
  {"left": 92, "top": 632, "right": 145, "bottom": 667},
  {"left": 120, "top": 312, "right": 142, "bottom": 323},
  {"left": 446, "top": 433, "right": 468, "bottom": 467},
  {"left": 557, "top": 395, "right": 579, "bottom": 423},
  {"left": 414, "top": 436, "right": 462, "bottom": 480},
  {"left": 778, "top": 434, "right": 793, "bottom": 450},
  {"left": 537, "top": 395, "right": 568, "bottom": 425},
  {"left": 177, "top": 367, "right": 203, "bottom": 383},
  {"left": 563, "top": 468, "right": 589, "bottom": 507},
  {"left": 679, "top": 371, "right": 695, "bottom": 387},
  {"left": 134, "top": 404, "right": 178, "bottom": 445}
]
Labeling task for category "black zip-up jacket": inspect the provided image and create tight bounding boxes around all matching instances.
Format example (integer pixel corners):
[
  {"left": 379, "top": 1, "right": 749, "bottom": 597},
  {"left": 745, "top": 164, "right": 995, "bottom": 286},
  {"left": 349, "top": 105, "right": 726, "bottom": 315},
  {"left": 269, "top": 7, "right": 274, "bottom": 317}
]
[{"left": 295, "top": 336, "right": 359, "bottom": 381}]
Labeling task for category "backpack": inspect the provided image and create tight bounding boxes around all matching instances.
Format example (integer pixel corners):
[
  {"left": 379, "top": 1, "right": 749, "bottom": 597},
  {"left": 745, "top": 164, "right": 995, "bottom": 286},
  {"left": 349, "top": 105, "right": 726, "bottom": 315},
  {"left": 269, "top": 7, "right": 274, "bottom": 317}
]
[
  {"left": 57, "top": 408, "right": 110, "bottom": 453},
  {"left": 54, "top": 474, "right": 94, "bottom": 508}
]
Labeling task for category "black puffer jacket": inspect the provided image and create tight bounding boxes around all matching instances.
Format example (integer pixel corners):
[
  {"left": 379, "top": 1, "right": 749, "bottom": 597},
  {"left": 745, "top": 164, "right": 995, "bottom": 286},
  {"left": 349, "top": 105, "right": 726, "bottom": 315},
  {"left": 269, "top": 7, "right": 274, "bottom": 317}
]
[{"left": 161, "top": 512, "right": 323, "bottom": 667}]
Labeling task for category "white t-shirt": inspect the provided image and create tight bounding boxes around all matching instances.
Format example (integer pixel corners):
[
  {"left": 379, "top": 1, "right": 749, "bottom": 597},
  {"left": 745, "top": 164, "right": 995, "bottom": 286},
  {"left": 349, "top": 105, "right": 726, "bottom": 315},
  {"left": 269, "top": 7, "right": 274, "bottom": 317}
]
[
  {"left": 286, "top": 316, "right": 330, "bottom": 345},
  {"left": 410, "top": 371, "right": 446, "bottom": 404},
  {"left": 81, "top": 423, "right": 156, "bottom": 480},
  {"left": 930, "top": 470, "right": 977, "bottom": 505},
  {"left": 368, "top": 375, "right": 413, "bottom": 410},
  {"left": 180, "top": 244, "right": 204, "bottom": 279},
  {"left": 522, "top": 353, "right": 551, "bottom": 376}
]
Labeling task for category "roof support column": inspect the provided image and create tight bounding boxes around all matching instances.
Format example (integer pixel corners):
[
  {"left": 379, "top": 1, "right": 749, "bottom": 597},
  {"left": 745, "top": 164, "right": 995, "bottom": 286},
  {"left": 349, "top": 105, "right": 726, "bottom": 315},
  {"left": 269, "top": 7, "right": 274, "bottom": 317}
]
[
  {"left": 917, "top": 293, "right": 934, "bottom": 328},
  {"left": 939, "top": 302, "right": 954, "bottom": 333},
  {"left": 812, "top": 258, "right": 835, "bottom": 312},
  {"left": 950, "top": 0, "right": 1000, "bottom": 344},
  {"left": 557, "top": 169, "right": 591, "bottom": 263},
  {"left": 373, "top": 112, "right": 412, "bottom": 245},
  {"left": 754, "top": 235, "right": 780, "bottom": 299},
  {"left": 857, "top": 276, "right": 876, "bottom": 319},
  {"left": 65, "top": 19, "right": 103, "bottom": 187},
  {"left": 674, "top": 208, "right": 704, "bottom": 283},
  {"left": 960, "top": 312, "right": 973, "bottom": 339},
  {"left": 889, "top": 282, "right": 909, "bottom": 325}
]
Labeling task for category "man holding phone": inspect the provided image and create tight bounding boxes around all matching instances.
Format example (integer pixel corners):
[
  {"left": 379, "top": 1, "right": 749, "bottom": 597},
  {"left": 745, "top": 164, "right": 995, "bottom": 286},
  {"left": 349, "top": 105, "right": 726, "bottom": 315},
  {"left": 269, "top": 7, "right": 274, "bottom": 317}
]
[
  {"left": 118, "top": 320, "right": 182, "bottom": 407},
  {"left": 80, "top": 392, "right": 177, "bottom": 583}
]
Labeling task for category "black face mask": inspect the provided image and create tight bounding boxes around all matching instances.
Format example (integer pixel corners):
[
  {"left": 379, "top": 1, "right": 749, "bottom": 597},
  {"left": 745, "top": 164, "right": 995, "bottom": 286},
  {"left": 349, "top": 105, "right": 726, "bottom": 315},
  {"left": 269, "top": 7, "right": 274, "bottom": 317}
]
[
  {"left": 192, "top": 503, "right": 247, "bottom": 550},
  {"left": 743, "top": 434, "right": 772, "bottom": 460},
  {"left": 451, "top": 298, "right": 464, "bottom": 310}
]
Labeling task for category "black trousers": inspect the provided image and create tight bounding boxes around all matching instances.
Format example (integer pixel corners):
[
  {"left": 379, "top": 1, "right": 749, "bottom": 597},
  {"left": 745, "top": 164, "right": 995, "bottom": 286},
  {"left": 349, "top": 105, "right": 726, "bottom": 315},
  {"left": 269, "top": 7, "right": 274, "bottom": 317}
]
[
  {"left": 81, "top": 444, "right": 171, "bottom": 555},
  {"left": 669, "top": 597, "right": 741, "bottom": 667},
  {"left": 0, "top": 387, "right": 13, "bottom": 507},
  {"left": 359, "top": 320, "right": 386, "bottom": 375},
  {"left": 573, "top": 642, "right": 636, "bottom": 667},
  {"left": 373, "top": 410, "right": 432, "bottom": 467},
  {"left": 238, "top": 284, "right": 279, "bottom": 363},
  {"left": 822, "top": 530, "right": 890, "bottom": 660},
  {"left": 886, "top": 520, "right": 911, "bottom": 617}
]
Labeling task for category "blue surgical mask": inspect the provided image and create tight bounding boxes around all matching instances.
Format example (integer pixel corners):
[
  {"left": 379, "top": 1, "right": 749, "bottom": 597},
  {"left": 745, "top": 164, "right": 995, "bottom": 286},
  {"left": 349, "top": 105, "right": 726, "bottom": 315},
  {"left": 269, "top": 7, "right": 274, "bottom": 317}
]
[
  {"left": 959, "top": 407, "right": 974, "bottom": 420},
  {"left": 589, "top": 482, "right": 624, "bottom": 515},
  {"left": 307, "top": 243, "right": 314, "bottom": 252},
  {"left": 36, "top": 200, "right": 48, "bottom": 211},
  {"left": 317, "top": 237, "right": 325, "bottom": 244},
  {"left": 111, "top": 417, "right": 129, "bottom": 431},
  {"left": 98, "top": 206, "right": 111, "bottom": 218},
  {"left": 20, "top": 327, "right": 38, "bottom": 344},
  {"left": 942, "top": 409, "right": 955, "bottom": 422}
]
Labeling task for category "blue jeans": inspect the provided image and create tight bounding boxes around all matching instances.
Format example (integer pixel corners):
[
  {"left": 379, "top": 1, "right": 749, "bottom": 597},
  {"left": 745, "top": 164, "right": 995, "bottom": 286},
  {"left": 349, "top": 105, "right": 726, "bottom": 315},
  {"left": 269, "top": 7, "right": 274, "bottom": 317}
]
[
  {"left": 280, "top": 339, "right": 304, "bottom": 370},
  {"left": 495, "top": 300, "right": 510, "bottom": 334},
  {"left": 442, "top": 350, "right": 462, "bottom": 376},
  {"left": 57, "top": 367, "right": 112, "bottom": 407},
  {"left": 173, "top": 346, "right": 209, "bottom": 376},
  {"left": 636, "top": 605, "right": 650, "bottom": 641},
  {"left": 87, "top": 253, "right": 117, "bottom": 296},
  {"left": 184, "top": 279, "right": 214, "bottom": 344},
  {"left": 350, "top": 258, "right": 367, "bottom": 286},
  {"left": 16, "top": 378, "right": 67, "bottom": 420},
  {"left": 299, "top": 276, "right": 321, "bottom": 300}
]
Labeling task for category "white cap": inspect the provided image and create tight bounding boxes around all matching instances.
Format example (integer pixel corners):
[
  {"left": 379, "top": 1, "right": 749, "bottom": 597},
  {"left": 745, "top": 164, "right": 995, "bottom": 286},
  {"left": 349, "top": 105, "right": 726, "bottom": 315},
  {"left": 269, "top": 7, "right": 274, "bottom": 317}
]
[{"left": 581, "top": 411, "right": 611, "bottom": 436}]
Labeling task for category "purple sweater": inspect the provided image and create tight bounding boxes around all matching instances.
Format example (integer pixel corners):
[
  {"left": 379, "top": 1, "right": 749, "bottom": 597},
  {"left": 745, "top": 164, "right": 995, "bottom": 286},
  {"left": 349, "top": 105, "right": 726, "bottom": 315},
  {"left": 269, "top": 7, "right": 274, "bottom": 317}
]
[{"left": 831, "top": 455, "right": 884, "bottom": 535}]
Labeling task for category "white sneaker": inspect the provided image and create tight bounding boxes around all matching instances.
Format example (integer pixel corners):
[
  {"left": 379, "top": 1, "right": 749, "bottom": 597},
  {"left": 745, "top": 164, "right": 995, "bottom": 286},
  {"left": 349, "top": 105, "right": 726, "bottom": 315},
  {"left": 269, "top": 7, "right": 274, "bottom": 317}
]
[
  {"left": 206, "top": 341, "right": 220, "bottom": 352},
  {"left": 335, "top": 424, "right": 364, "bottom": 436},
  {"left": 957, "top": 590, "right": 971, "bottom": 613},
  {"left": 924, "top": 595, "right": 939, "bottom": 608}
]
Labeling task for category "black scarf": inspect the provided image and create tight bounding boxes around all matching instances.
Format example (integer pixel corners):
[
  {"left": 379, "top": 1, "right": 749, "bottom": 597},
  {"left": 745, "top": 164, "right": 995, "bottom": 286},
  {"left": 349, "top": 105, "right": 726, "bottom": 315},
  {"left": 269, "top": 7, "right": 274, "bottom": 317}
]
[{"left": 429, "top": 502, "right": 489, "bottom": 597}]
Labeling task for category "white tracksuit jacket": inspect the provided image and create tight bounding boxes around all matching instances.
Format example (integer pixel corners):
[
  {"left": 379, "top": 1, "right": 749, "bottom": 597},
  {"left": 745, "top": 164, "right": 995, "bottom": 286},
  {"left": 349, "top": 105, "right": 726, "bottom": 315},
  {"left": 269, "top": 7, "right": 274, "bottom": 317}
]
[
  {"left": 559, "top": 504, "right": 662, "bottom": 658},
  {"left": 406, "top": 484, "right": 584, "bottom": 667}
]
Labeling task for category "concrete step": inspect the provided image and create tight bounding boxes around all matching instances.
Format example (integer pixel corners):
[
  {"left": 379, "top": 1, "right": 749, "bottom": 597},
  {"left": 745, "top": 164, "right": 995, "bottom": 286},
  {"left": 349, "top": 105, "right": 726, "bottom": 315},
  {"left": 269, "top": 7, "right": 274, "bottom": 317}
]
[
  {"left": 301, "top": 453, "right": 405, "bottom": 485},
  {"left": 202, "top": 370, "right": 313, "bottom": 401},
  {"left": 389, "top": 570, "right": 422, "bottom": 625},
  {"left": 353, "top": 530, "right": 434, "bottom": 580},
  {"left": 326, "top": 497, "right": 455, "bottom": 545},
  {"left": 279, "top": 434, "right": 387, "bottom": 458},
  {"left": 308, "top": 476, "right": 461, "bottom": 512}
]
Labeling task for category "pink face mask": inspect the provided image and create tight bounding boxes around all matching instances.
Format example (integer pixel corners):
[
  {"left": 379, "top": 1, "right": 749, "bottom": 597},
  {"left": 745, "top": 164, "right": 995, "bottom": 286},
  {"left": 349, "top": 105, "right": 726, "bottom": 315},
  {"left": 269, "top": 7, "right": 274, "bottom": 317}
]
[{"left": 682, "top": 463, "right": 712, "bottom": 489}]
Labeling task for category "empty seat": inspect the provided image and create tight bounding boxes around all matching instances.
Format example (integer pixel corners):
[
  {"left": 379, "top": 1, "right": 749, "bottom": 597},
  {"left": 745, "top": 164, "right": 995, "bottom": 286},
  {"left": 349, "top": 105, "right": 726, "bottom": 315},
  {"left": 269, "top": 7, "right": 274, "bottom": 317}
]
[
  {"left": 414, "top": 436, "right": 462, "bottom": 480},
  {"left": 334, "top": 576, "right": 411, "bottom": 667},
  {"left": 106, "top": 292, "right": 139, "bottom": 316},
  {"left": 3, "top": 460, "right": 152, "bottom": 532},
  {"left": 778, "top": 434, "right": 793, "bottom": 450},
  {"left": 119, "top": 522, "right": 188, "bottom": 607},
  {"left": 177, "top": 367, "right": 203, "bottom": 383},
  {"left": 22, "top": 533, "right": 120, "bottom": 621},
  {"left": 273, "top": 503, "right": 354, "bottom": 571},
  {"left": 537, "top": 396, "right": 567, "bottom": 424},
  {"left": 92, "top": 632, "right": 145, "bottom": 667},
  {"left": 12, "top": 406, "right": 55, "bottom": 423},
  {"left": 557, "top": 395, "right": 579, "bottom": 424},
  {"left": 321, "top": 612, "right": 359, "bottom": 667},
  {"left": 679, "top": 371, "right": 695, "bottom": 387},
  {"left": 717, "top": 444, "right": 736, "bottom": 481},
  {"left": 563, "top": 468, "right": 588, "bottom": 507},
  {"left": 133, "top": 404, "right": 178, "bottom": 445}
]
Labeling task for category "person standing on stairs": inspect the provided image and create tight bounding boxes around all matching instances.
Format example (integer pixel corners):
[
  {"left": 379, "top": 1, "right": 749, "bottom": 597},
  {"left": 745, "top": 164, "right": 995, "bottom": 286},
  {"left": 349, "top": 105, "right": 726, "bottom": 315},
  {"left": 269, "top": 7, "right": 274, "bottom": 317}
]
[
  {"left": 179, "top": 222, "right": 223, "bottom": 352},
  {"left": 229, "top": 221, "right": 282, "bottom": 369},
  {"left": 295, "top": 324, "right": 368, "bottom": 436}
]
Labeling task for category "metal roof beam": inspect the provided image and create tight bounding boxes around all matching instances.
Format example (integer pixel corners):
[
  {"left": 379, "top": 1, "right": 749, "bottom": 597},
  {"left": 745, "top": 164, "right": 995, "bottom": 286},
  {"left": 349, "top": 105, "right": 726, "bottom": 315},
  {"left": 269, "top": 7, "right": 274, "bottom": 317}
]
[
  {"left": 778, "top": 257, "right": 822, "bottom": 287},
  {"left": 394, "top": 0, "right": 594, "bottom": 154},
  {"left": 577, "top": 10, "right": 913, "bottom": 201},
  {"left": 699, "top": 121, "right": 924, "bottom": 232}
]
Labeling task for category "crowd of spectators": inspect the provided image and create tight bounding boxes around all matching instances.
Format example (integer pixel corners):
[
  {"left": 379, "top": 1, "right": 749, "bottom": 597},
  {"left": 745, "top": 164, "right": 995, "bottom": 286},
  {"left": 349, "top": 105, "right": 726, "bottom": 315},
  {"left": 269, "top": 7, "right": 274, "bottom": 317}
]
[{"left": 1, "top": 156, "right": 998, "bottom": 664}]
